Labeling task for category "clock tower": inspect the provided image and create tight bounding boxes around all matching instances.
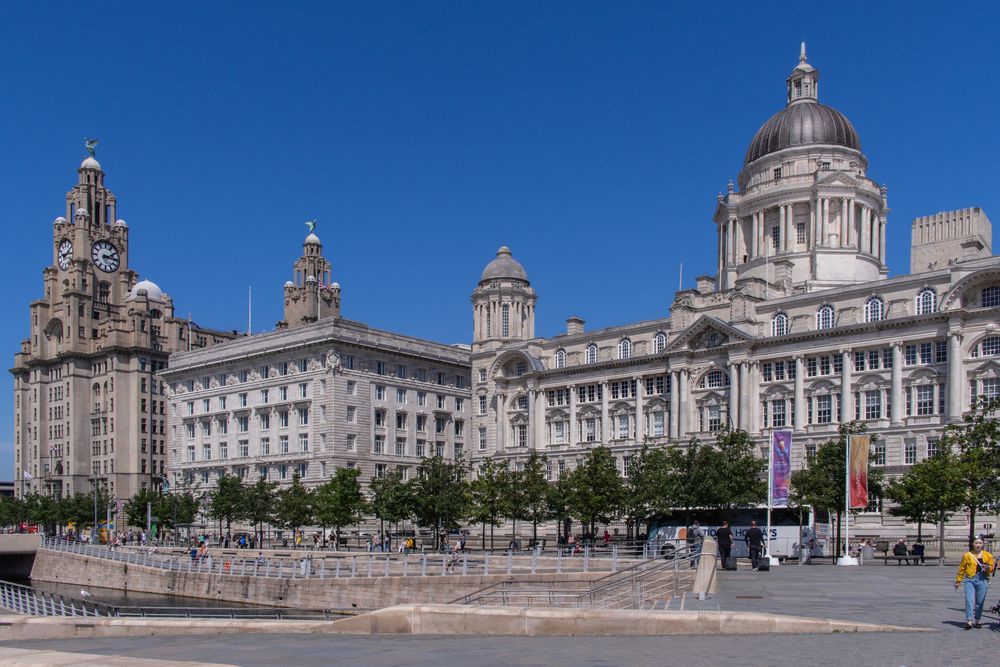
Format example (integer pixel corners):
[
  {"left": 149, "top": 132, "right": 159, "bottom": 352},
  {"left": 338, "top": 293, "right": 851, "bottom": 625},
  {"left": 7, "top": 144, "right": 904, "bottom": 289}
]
[{"left": 11, "top": 149, "right": 237, "bottom": 500}]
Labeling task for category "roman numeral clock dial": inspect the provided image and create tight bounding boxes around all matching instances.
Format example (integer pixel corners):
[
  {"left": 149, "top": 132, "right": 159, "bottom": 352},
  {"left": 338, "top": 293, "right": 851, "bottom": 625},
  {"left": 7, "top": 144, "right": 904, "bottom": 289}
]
[
  {"left": 57, "top": 239, "right": 73, "bottom": 270},
  {"left": 91, "top": 240, "right": 120, "bottom": 273}
]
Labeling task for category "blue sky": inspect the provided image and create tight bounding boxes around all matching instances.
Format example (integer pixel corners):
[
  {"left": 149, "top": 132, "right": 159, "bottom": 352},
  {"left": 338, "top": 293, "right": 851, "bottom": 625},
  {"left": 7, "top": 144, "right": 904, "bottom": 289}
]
[{"left": 2, "top": 2, "right": 999, "bottom": 480}]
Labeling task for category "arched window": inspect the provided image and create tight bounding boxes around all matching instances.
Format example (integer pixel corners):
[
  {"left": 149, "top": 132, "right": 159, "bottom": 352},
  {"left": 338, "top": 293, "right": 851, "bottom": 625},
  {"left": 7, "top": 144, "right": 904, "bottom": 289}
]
[
  {"left": 653, "top": 332, "right": 667, "bottom": 354},
  {"left": 703, "top": 369, "right": 725, "bottom": 388},
  {"left": 976, "top": 336, "right": 1000, "bottom": 358},
  {"left": 771, "top": 312, "right": 789, "bottom": 337},
  {"left": 864, "top": 297, "right": 885, "bottom": 323},
  {"left": 586, "top": 344, "right": 598, "bottom": 364},
  {"left": 501, "top": 304, "right": 510, "bottom": 338},
  {"left": 554, "top": 349, "right": 566, "bottom": 369},
  {"left": 915, "top": 288, "right": 936, "bottom": 315},
  {"left": 618, "top": 338, "right": 632, "bottom": 360},
  {"left": 816, "top": 305, "right": 834, "bottom": 330}
]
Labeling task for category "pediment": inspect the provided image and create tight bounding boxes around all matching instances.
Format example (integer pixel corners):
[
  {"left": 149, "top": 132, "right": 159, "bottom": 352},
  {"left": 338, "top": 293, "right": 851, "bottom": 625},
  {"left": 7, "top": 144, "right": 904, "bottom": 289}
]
[
  {"left": 667, "top": 316, "right": 755, "bottom": 353},
  {"left": 815, "top": 170, "right": 860, "bottom": 188}
]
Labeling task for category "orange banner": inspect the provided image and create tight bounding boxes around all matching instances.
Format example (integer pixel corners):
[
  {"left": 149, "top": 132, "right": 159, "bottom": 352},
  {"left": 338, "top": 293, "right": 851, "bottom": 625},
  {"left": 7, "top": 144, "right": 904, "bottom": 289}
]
[{"left": 849, "top": 434, "right": 870, "bottom": 509}]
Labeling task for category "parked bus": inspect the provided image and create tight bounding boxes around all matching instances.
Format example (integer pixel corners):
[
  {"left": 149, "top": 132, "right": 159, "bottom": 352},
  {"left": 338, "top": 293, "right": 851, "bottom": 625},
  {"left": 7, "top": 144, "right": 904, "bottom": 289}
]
[{"left": 646, "top": 508, "right": 829, "bottom": 560}]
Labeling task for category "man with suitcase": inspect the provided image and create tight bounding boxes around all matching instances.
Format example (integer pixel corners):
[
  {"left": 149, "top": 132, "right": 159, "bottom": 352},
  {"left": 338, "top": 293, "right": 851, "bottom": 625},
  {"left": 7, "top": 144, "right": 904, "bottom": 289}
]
[
  {"left": 717, "top": 520, "right": 735, "bottom": 570},
  {"left": 745, "top": 521, "right": 765, "bottom": 571}
]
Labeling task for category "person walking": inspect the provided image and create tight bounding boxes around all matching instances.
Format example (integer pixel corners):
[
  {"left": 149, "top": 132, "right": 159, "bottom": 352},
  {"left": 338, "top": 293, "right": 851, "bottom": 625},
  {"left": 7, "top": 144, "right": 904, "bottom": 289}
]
[
  {"left": 687, "top": 521, "right": 705, "bottom": 567},
  {"left": 716, "top": 521, "right": 733, "bottom": 569},
  {"left": 955, "top": 537, "right": 995, "bottom": 629},
  {"left": 745, "top": 521, "right": 764, "bottom": 570},
  {"left": 799, "top": 525, "right": 814, "bottom": 565}
]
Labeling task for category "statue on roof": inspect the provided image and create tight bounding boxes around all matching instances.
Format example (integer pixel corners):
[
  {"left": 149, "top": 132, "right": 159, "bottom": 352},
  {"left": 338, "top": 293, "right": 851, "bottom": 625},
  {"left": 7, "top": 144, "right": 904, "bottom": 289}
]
[
  {"left": 84, "top": 138, "right": 99, "bottom": 157},
  {"left": 305, "top": 219, "right": 317, "bottom": 233}
]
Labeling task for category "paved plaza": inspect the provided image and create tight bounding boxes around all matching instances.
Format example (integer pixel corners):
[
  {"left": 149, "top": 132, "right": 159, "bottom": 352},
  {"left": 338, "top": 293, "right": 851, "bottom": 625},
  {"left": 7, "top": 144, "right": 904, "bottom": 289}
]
[{"left": 2, "top": 563, "right": 999, "bottom": 666}]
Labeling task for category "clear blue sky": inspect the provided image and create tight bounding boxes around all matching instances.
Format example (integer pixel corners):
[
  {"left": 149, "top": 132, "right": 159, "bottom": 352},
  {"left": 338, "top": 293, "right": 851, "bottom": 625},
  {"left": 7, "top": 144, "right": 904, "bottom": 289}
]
[{"left": 2, "top": 2, "right": 999, "bottom": 480}]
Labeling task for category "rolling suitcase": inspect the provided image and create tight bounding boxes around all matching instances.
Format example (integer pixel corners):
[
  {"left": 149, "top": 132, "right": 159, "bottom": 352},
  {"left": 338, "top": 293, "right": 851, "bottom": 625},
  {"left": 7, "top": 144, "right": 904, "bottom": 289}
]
[
  {"left": 756, "top": 558, "right": 770, "bottom": 572},
  {"left": 724, "top": 556, "right": 738, "bottom": 571}
]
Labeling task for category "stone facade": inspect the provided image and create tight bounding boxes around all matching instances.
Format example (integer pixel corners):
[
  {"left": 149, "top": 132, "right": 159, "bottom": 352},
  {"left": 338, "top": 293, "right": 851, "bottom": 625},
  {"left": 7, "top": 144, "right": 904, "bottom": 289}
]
[
  {"left": 161, "top": 233, "right": 471, "bottom": 493},
  {"left": 11, "top": 156, "right": 236, "bottom": 500},
  {"left": 470, "top": 47, "right": 1000, "bottom": 535}
]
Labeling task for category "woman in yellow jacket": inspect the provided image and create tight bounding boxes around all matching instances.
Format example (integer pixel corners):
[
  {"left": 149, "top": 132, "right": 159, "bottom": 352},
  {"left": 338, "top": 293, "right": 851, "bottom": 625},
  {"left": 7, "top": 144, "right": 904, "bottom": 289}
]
[{"left": 955, "top": 537, "right": 996, "bottom": 629}]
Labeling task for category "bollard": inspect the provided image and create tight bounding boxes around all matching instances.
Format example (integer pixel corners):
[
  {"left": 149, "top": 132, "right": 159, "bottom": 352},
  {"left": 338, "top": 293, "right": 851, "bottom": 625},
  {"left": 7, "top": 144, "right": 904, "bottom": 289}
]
[
  {"left": 403, "top": 555, "right": 408, "bottom": 577},
  {"left": 384, "top": 554, "right": 390, "bottom": 577},
  {"left": 611, "top": 548, "right": 618, "bottom": 574},
  {"left": 265, "top": 560, "right": 271, "bottom": 577},
  {"left": 484, "top": 554, "right": 489, "bottom": 576},
  {"left": 336, "top": 559, "right": 342, "bottom": 578},
  {"left": 462, "top": 553, "right": 468, "bottom": 576},
  {"left": 367, "top": 555, "right": 373, "bottom": 578},
  {"left": 351, "top": 556, "right": 358, "bottom": 578},
  {"left": 507, "top": 551, "right": 512, "bottom": 575},
  {"left": 421, "top": 553, "right": 427, "bottom": 577},
  {"left": 583, "top": 547, "right": 589, "bottom": 573},
  {"left": 440, "top": 554, "right": 446, "bottom": 576},
  {"left": 556, "top": 549, "right": 562, "bottom": 574},
  {"left": 531, "top": 550, "right": 537, "bottom": 574},
  {"left": 320, "top": 559, "right": 325, "bottom": 579}
]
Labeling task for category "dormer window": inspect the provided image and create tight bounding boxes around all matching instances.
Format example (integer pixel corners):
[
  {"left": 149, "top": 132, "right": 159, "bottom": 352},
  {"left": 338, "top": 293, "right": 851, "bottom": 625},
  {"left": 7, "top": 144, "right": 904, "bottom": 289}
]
[
  {"left": 794, "top": 81, "right": 802, "bottom": 98},
  {"left": 773, "top": 168, "right": 782, "bottom": 180}
]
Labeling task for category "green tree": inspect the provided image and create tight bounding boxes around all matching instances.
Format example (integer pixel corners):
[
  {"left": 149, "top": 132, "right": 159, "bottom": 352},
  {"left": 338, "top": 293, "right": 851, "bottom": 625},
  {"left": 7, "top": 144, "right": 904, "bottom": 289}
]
[
  {"left": 621, "top": 444, "right": 674, "bottom": 540},
  {"left": 707, "top": 427, "right": 767, "bottom": 515},
  {"left": 663, "top": 438, "right": 718, "bottom": 525},
  {"left": 790, "top": 422, "right": 885, "bottom": 557},
  {"left": 519, "top": 452, "right": 551, "bottom": 546},
  {"left": 124, "top": 489, "right": 161, "bottom": 529},
  {"left": 158, "top": 492, "right": 199, "bottom": 531},
  {"left": 274, "top": 474, "right": 313, "bottom": 548},
  {"left": 410, "top": 455, "right": 469, "bottom": 549},
  {"left": 207, "top": 474, "right": 246, "bottom": 542},
  {"left": 885, "top": 448, "right": 964, "bottom": 557},
  {"left": 367, "top": 469, "right": 411, "bottom": 549},
  {"left": 940, "top": 397, "right": 1000, "bottom": 547},
  {"left": 566, "top": 446, "right": 623, "bottom": 536},
  {"left": 468, "top": 458, "right": 506, "bottom": 549},
  {"left": 314, "top": 467, "right": 367, "bottom": 548},
  {"left": 244, "top": 478, "right": 278, "bottom": 546},
  {"left": 547, "top": 475, "right": 574, "bottom": 544},
  {"left": 502, "top": 465, "right": 531, "bottom": 547}
]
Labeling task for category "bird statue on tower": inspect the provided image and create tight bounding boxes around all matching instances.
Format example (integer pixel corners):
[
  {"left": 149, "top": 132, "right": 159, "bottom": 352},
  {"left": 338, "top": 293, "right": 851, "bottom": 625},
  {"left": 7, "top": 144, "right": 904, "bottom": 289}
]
[{"left": 84, "top": 138, "right": 99, "bottom": 157}]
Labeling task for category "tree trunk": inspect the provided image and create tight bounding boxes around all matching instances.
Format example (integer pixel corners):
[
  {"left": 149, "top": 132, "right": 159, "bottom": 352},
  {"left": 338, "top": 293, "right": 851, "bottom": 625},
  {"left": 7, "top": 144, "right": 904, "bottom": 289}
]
[
  {"left": 512, "top": 518, "right": 517, "bottom": 547},
  {"left": 835, "top": 509, "right": 843, "bottom": 557},
  {"left": 969, "top": 505, "right": 977, "bottom": 549},
  {"left": 916, "top": 516, "right": 923, "bottom": 542},
  {"left": 490, "top": 518, "right": 495, "bottom": 551},
  {"left": 481, "top": 523, "right": 486, "bottom": 550},
  {"left": 532, "top": 520, "right": 538, "bottom": 546}
]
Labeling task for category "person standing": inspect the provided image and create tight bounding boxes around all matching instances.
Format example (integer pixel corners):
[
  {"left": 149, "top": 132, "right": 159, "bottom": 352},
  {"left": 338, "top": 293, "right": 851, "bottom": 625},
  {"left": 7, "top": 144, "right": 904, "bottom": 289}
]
[
  {"left": 716, "top": 521, "right": 733, "bottom": 569},
  {"left": 799, "top": 525, "right": 814, "bottom": 565},
  {"left": 745, "top": 521, "right": 764, "bottom": 570},
  {"left": 955, "top": 537, "right": 995, "bottom": 629},
  {"left": 687, "top": 521, "right": 704, "bottom": 567}
]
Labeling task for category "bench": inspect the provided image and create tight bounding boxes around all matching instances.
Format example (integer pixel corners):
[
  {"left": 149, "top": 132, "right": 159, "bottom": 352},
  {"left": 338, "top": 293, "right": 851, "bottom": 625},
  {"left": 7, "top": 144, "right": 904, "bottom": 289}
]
[{"left": 874, "top": 553, "right": 941, "bottom": 565}]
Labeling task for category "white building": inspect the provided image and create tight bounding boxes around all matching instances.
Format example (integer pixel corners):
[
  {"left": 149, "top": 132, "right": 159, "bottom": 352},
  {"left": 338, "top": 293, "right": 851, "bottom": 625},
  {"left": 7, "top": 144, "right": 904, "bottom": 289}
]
[{"left": 470, "top": 46, "right": 999, "bottom": 535}]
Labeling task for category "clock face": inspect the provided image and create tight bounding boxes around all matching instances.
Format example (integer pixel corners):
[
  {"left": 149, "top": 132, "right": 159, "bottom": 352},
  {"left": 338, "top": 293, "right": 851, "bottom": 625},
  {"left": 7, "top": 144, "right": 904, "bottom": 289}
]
[
  {"left": 57, "top": 239, "right": 73, "bottom": 270},
  {"left": 91, "top": 240, "right": 120, "bottom": 273}
]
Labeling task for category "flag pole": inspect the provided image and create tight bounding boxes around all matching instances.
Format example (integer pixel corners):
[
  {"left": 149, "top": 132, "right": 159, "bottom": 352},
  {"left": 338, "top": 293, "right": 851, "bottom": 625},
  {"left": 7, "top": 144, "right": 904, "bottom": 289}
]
[
  {"left": 248, "top": 285, "right": 253, "bottom": 335},
  {"left": 841, "top": 435, "right": 852, "bottom": 565},
  {"left": 766, "top": 429, "right": 773, "bottom": 559}
]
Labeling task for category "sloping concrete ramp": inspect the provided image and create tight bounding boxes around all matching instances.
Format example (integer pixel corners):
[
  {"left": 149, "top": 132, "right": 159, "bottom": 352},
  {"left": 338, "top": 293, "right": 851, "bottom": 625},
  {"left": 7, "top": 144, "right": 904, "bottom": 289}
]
[
  {"left": 328, "top": 604, "right": 924, "bottom": 635},
  {"left": 0, "top": 647, "right": 233, "bottom": 666}
]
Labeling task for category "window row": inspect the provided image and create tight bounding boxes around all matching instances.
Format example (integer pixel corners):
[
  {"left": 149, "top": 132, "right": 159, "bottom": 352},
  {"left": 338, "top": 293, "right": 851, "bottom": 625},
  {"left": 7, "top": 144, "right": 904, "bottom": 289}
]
[
  {"left": 184, "top": 408, "right": 309, "bottom": 438},
  {"left": 372, "top": 410, "right": 465, "bottom": 436},
  {"left": 184, "top": 384, "right": 309, "bottom": 415},
  {"left": 185, "top": 434, "right": 309, "bottom": 461},
  {"left": 372, "top": 362, "right": 467, "bottom": 388},
  {"left": 373, "top": 386, "right": 462, "bottom": 411}
]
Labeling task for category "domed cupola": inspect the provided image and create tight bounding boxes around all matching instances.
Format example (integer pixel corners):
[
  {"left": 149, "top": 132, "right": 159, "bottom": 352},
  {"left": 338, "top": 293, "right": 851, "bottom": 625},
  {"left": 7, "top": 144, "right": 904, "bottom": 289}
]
[
  {"left": 472, "top": 246, "right": 537, "bottom": 344},
  {"left": 744, "top": 43, "right": 861, "bottom": 167}
]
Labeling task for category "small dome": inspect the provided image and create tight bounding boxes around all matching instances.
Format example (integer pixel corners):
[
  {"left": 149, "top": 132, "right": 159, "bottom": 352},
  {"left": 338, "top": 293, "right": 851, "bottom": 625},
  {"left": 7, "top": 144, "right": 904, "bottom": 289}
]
[
  {"left": 284, "top": 280, "right": 294, "bottom": 288},
  {"left": 114, "top": 219, "right": 128, "bottom": 228},
  {"left": 75, "top": 208, "right": 89, "bottom": 218},
  {"left": 331, "top": 281, "right": 340, "bottom": 289},
  {"left": 128, "top": 279, "right": 164, "bottom": 302},
  {"left": 306, "top": 275, "right": 317, "bottom": 283},
  {"left": 54, "top": 216, "right": 67, "bottom": 226},
  {"left": 305, "top": 232, "right": 321, "bottom": 245},
  {"left": 480, "top": 246, "right": 529, "bottom": 283},
  {"left": 80, "top": 156, "right": 102, "bottom": 171}
]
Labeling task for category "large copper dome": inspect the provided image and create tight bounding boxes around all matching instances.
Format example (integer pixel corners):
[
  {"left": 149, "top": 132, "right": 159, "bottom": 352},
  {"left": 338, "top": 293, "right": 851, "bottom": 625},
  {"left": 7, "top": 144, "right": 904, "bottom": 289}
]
[{"left": 744, "top": 100, "right": 861, "bottom": 166}]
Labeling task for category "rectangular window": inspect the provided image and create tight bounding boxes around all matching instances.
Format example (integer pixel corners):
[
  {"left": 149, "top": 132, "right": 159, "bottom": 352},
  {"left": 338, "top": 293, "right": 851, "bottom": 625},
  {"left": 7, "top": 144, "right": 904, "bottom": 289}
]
[
  {"left": 237, "top": 416, "right": 249, "bottom": 433},
  {"left": 375, "top": 385, "right": 386, "bottom": 401},
  {"left": 396, "top": 388, "right": 406, "bottom": 403},
  {"left": 617, "top": 414, "right": 630, "bottom": 439},
  {"left": 905, "top": 344, "right": 917, "bottom": 365},
  {"left": 396, "top": 364, "right": 407, "bottom": 379},
  {"left": 707, "top": 406, "right": 721, "bottom": 432},
  {"left": 819, "top": 356, "right": 831, "bottom": 376},
  {"left": 455, "top": 419, "right": 464, "bottom": 436},
  {"left": 346, "top": 406, "right": 356, "bottom": 424},
  {"left": 762, "top": 363, "right": 773, "bottom": 382},
  {"left": 279, "top": 361, "right": 289, "bottom": 376},
  {"left": 299, "top": 433, "right": 309, "bottom": 452},
  {"left": 935, "top": 340, "right": 948, "bottom": 363},
  {"left": 239, "top": 440, "right": 249, "bottom": 457},
  {"left": 865, "top": 391, "right": 882, "bottom": 420},
  {"left": 376, "top": 361, "right": 386, "bottom": 375},
  {"left": 916, "top": 385, "right": 934, "bottom": 415},
  {"left": 299, "top": 383, "right": 308, "bottom": 399},
  {"left": 238, "top": 393, "right": 248, "bottom": 407},
  {"left": 416, "top": 439, "right": 426, "bottom": 457},
  {"left": 919, "top": 343, "right": 933, "bottom": 365},
  {"left": 873, "top": 442, "right": 886, "bottom": 466},
  {"left": 298, "top": 408, "right": 309, "bottom": 425},
  {"left": 478, "top": 427, "right": 487, "bottom": 451},
  {"left": 584, "top": 418, "right": 597, "bottom": 442},
  {"left": 278, "top": 411, "right": 289, "bottom": 428},
  {"left": 373, "top": 437, "right": 384, "bottom": 454},
  {"left": 437, "top": 394, "right": 446, "bottom": 409},
  {"left": 904, "top": 439, "right": 917, "bottom": 465},
  {"left": 833, "top": 354, "right": 843, "bottom": 373},
  {"left": 927, "top": 438, "right": 940, "bottom": 458},
  {"left": 374, "top": 410, "right": 386, "bottom": 427},
  {"left": 279, "top": 386, "right": 288, "bottom": 401},
  {"left": 346, "top": 434, "right": 356, "bottom": 452},
  {"left": 983, "top": 285, "right": 1000, "bottom": 308},
  {"left": 771, "top": 400, "right": 786, "bottom": 427},
  {"left": 796, "top": 222, "right": 806, "bottom": 244},
  {"left": 773, "top": 167, "right": 782, "bottom": 180},
  {"left": 395, "top": 438, "right": 405, "bottom": 456},
  {"left": 435, "top": 417, "right": 446, "bottom": 434},
  {"left": 771, "top": 226, "right": 780, "bottom": 250},
  {"left": 279, "top": 435, "right": 289, "bottom": 454},
  {"left": 652, "top": 411, "right": 665, "bottom": 437},
  {"left": 806, "top": 357, "right": 817, "bottom": 377},
  {"left": 260, "top": 389, "right": 269, "bottom": 404},
  {"left": 515, "top": 424, "right": 527, "bottom": 448},
  {"left": 219, "top": 442, "right": 229, "bottom": 460},
  {"left": 346, "top": 381, "right": 356, "bottom": 396},
  {"left": 396, "top": 412, "right": 407, "bottom": 429},
  {"left": 882, "top": 349, "right": 893, "bottom": 369},
  {"left": 816, "top": 395, "right": 832, "bottom": 424},
  {"left": 552, "top": 421, "right": 566, "bottom": 444},
  {"left": 868, "top": 349, "right": 880, "bottom": 370},
  {"left": 479, "top": 396, "right": 487, "bottom": 415}
]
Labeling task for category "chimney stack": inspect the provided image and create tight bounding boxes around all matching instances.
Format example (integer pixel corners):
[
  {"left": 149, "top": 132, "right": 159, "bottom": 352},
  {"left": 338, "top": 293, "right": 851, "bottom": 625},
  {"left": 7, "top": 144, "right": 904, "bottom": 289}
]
[{"left": 566, "top": 316, "right": 585, "bottom": 335}]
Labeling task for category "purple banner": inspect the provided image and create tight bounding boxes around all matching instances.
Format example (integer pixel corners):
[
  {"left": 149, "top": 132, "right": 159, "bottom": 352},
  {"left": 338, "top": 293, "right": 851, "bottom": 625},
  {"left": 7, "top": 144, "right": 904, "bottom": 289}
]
[{"left": 771, "top": 430, "right": 792, "bottom": 508}]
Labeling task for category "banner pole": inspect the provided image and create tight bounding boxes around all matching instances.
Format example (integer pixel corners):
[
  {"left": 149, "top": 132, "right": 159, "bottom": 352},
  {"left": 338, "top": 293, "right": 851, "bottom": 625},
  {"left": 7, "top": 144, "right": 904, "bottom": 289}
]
[
  {"left": 844, "top": 435, "right": 851, "bottom": 562},
  {"left": 766, "top": 431, "right": 773, "bottom": 558}
]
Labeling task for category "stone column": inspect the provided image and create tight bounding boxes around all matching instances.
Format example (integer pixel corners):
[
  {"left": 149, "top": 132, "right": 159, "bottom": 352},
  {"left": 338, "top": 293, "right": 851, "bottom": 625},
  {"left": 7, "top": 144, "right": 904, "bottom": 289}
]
[
  {"left": 758, "top": 209, "right": 766, "bottom": 255},
  {"left": 717, "top": 224, "right": 724, "bottom": 275},
  {"left": 848, "top": 199, "right": 856, "bottom": 246},
  {"left": 534, "top": 388, "right": 546, "bottom": 450},
  {"left": 527, "top": 389, "right": 537, "bottom": 449},
  {"left": 787, "top": 204, "right": 796, "bottom": 250},
  {"left": 878, "top": 219, "right": 887, "bottom": 263},
  {"left": 751, "top": 212, "right": 759, "bottom": 258},
  {"left": 497, "top": 392, "right": 507, "bottom": 451},
  {"left": 738, "top": 361, "right": 752, "bottom": 431},
  {"left": 635, "top": 377, "right": 645, "bottom": 443},
  {"left": 838, "top": 198, "right": 847, "bottom": 247},
  {"left": 809, "top": 199, "right": 816, "bottom": 248},
  {"left": 669, "top": 372, "right": 679, "bottom": 439},
  {"left": 840, "top": 349, "right": 853, "bottom": 423},
  {"left": 860, "top": 207, "right": 869, "bottom": 254},
  {"left": 822, "top": 198, "right": 830, "bottom": 245},
  {"left": 569, "top": 384, "right": 578, "bottom": 446},
  {"left": 794, "top": 355, "right": 805, "bottom": 431},
  {"left": 947, "top": 332, "right": 964, "bottom": 422},
  {"left": 778, "top": 204, "right": 786, "bottom": 252},
  {"left": 891, "top": 342, "right": 903, "bottom": 425},
  {"left": 600, "top": 381, "right": 610, "bottom": 442},
  {"left": 749, "top": 362, "right": 761, "bottom": 434},
  {"left": 728, "top": 362, "right": 740, "bottom": 428},
  {"left": 678, "top": 370, "right": 690, "bottom": 438}
]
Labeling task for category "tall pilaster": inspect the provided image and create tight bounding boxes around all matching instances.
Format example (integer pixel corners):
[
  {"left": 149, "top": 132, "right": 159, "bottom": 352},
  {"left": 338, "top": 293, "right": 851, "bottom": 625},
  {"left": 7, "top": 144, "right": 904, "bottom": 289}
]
[
  {"left": 947, "top": 331, "right": 964, "bottom": 422},
  {"left": 891, "top": 342, "right": 903, "bottom": 425},
  {"left": 669, "top": 372, "right": 679, "bottom": 439},
  {"left": 569, "top": 383, "right": 578, "bottom": 446},
  {"left": 635, "top": 376, "right": 645, "bottom": 443},
  {"left": 600, "top": 381, "right": 610, "bottom": 443},
  {"left": 793, "top": 355, "right": 805, "bottom": 431},
  {"left": 678, "top": 370, "right": 690, "bottom": 438},
  {"left": 728, "top": 362, "right": 740, "bottom": 428},
  {"left": 840, "top": 349, "right": 853, "bottom": 423}
]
